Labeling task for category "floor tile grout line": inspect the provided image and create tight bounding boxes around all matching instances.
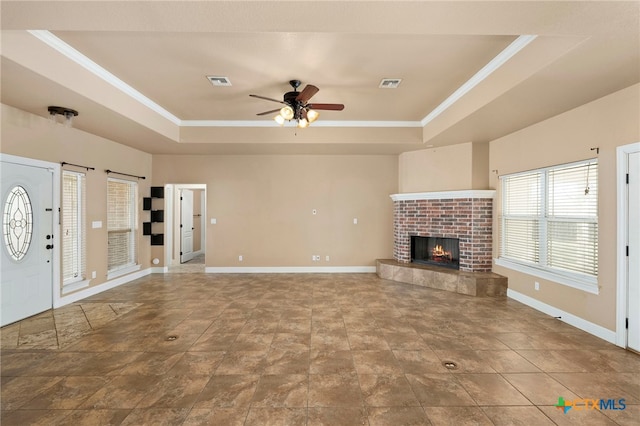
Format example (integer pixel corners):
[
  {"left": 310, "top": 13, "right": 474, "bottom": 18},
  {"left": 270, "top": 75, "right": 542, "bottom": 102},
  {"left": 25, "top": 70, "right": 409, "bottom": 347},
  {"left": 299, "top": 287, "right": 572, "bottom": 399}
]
[{"left": 3, "top": 273, "right": 639, "bottom": 424}]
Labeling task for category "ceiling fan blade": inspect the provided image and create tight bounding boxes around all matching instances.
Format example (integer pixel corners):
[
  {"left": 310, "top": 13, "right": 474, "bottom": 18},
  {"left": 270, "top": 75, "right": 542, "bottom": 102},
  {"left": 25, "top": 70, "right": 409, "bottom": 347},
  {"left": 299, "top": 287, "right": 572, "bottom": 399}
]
[
  {"left": 308, "top": 103, "right": 344, "bottom": 111},
  {"left": 256, "top": 108, "right": 282, "bottom": 116},
  {"left": 296, "top": 85, "right": 319, "bottom": 103},
  {"left": 249, "top": 94, "right": 286, "bottom": 104}
]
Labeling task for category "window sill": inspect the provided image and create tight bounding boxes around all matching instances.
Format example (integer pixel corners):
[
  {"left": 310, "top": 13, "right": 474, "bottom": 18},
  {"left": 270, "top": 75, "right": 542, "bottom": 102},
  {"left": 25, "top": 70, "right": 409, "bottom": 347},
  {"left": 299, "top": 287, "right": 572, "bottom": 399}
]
[
  {"left": 62, "top": 278, "right": 91, "bottom": 295},
  {"left": 494, "top": 258, "right": 599, "bottom": 295},
  {"left": 107, "top": 264, "right": 141, "bottom": 280}
]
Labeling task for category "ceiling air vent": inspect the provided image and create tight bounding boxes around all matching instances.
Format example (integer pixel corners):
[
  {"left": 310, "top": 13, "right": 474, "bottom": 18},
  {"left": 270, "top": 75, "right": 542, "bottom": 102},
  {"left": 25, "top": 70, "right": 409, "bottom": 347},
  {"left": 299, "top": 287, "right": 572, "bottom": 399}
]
[
  {"left": 379, "top": 78, "right": 402, "bottom": 89},
  {"left": 207, "top": 76, "right": 232, "bottom": 87}
]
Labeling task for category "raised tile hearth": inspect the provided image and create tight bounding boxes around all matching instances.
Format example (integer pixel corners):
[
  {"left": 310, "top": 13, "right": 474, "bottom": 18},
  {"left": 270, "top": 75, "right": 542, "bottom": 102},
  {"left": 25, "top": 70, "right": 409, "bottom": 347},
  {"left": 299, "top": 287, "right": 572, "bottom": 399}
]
[{"left": 377, "top": 259, "right": 507, "bottom": 297}]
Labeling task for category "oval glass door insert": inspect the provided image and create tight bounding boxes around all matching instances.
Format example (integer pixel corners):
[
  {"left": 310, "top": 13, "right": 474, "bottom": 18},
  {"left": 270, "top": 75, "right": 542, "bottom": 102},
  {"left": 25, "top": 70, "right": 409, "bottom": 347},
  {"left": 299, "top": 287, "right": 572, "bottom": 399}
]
[{"left": 3, "top": 185, "right": 34, "bottom": 261}]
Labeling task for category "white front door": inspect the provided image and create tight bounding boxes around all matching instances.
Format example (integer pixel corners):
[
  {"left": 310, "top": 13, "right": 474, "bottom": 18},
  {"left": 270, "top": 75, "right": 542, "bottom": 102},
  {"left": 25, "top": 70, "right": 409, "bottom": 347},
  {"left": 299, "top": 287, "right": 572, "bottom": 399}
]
[
  {"left": 627, "top": 151, "right": 640, "bottom": 352},
  {"left": 1, "top": 160, "right": 54, "bottom": 326},
  {"left": 180, "top": 189, "right": 194, "bottom": 263}
]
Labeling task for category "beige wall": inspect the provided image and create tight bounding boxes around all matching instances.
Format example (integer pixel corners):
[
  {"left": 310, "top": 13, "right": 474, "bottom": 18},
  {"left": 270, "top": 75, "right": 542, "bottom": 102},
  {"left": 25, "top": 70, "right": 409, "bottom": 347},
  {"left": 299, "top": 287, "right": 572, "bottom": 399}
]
[
  {"left": 471, "top": 142, "right": 490, "bottom": 189},
  {"left": 398, "top": 141, "right": 490, "bottom": 192},
  {"left": 1, "top": 104, "right": 153, "bottom": 297},
  {"left": 490, "top": 83, "right": 640, "bottom": 331},
  {"left": 152, "top": 155, "right": 398, "bottom": 267}
]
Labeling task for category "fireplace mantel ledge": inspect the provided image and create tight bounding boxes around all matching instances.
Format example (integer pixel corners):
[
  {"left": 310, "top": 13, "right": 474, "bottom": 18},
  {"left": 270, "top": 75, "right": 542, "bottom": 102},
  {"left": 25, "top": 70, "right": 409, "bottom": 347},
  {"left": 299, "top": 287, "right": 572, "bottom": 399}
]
[{"left": 390, "top": 190, "right": 496, "bottom": 201}]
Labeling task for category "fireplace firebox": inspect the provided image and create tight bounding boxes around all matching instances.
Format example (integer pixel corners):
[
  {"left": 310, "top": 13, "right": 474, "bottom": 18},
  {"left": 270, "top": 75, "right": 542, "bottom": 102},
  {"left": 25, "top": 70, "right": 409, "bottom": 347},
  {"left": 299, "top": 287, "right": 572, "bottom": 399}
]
[{"left": 411, "top": 236, "right": 460, "bottom": 270}]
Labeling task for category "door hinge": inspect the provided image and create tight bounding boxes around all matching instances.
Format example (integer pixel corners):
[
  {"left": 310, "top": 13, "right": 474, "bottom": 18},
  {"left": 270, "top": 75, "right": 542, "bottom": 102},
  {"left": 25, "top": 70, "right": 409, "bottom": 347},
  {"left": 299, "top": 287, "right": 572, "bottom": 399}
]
[
  {"left": 180, "top": 224, "right": 183, "bottom": 228},
  {"left": 180, "top": 251, "right": 183, "bottom": 256},
  {"left": 627, "top": 246, "right": 630, "bottom": 257},
  {"left": 626, "top": 173, "right": 629, "bottom": 184},
  {"left": 180, "top": 197, "right": 183, "bottom": 200},
  {"left": 626, "top": 318, "right": 629, "bottom": 329}
]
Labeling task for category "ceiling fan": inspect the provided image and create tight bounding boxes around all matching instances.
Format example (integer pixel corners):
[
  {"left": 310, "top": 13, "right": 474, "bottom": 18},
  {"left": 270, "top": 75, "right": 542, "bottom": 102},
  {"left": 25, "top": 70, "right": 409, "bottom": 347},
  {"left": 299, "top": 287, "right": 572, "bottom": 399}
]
[{"left": 250, "top": 80, "right": 344, "bottom": 128}]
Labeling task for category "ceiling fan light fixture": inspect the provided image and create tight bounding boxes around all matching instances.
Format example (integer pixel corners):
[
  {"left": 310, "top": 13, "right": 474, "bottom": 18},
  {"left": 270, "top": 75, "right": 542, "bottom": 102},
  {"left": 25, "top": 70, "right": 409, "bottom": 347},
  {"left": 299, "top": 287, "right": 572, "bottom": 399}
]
[
  {"left": 274, "top": 114, "right": 285, "bottom": 126},
  {"left": 306, "top": 109, "right": 319, "bottom": 123},
  {"left": 280, "top": 106, "right": 294, "bottom": 120},
  {"left": 251, "top": 80, "right": 344, "bottom": 129}
]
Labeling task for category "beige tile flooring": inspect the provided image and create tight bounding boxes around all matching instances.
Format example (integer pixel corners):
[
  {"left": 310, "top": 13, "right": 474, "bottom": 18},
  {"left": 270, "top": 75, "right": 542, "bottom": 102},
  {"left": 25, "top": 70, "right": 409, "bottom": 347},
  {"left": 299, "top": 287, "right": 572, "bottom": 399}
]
[
  {"left": 167, "top": 253, "right": 206, "bottom": 274},
  {"left": 1, "top": 273, "right": 638, "bottom": 425}
]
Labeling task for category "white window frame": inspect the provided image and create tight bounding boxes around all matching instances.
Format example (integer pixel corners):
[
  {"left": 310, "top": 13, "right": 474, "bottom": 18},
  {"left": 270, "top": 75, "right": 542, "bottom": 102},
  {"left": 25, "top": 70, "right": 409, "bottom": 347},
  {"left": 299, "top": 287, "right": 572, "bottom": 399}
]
[
  {"left": 62, "top": 171, "right": 89, "bottom": 293},
  {"left": 496, "top": 159, "right": 599, "bottom": 294},
  {"left": 107, "top": 177, "right": 139, "bottom": 279}
]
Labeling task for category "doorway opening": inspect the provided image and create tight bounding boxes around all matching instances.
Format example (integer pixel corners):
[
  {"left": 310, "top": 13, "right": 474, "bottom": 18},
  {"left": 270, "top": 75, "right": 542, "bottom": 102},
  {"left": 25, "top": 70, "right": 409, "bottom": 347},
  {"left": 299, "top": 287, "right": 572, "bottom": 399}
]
[{"left": 164, "top": 184, "right": 206, "bottom": 273}]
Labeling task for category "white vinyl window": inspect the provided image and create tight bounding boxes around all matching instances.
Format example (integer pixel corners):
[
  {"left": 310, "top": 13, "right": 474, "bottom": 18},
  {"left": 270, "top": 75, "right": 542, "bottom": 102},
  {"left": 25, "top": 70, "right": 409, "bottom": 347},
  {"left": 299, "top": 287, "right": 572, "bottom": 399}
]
[
  {"left": 62, "top": 171, "right": 86, "bottom": 285},
  {"left": 497, "top": 159, "right": 598, "bottom": 293},
  {"left": 107, "top": 178, "right": 138, "bottom": 274}
]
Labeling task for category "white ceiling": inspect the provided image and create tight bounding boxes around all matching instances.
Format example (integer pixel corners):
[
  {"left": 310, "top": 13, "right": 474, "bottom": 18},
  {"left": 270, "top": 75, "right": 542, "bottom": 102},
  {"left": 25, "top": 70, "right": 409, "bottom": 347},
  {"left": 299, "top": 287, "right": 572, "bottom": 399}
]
[{"left": 1, "top": 1, "right": 638, "bottom": 155}]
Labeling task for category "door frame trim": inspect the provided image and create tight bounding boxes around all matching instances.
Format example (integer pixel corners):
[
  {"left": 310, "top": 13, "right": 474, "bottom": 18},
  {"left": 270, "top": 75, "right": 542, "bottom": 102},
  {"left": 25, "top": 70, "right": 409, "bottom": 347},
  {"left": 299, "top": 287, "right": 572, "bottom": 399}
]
[
  {"left": 616, "top": 142, "right": 640, "bottom": 348},
  {"left": 166, "top": 183, "right": 206, "bottom": 268},
  {"left": 0, "top": 153, "right": 61, "bottom": 309}
]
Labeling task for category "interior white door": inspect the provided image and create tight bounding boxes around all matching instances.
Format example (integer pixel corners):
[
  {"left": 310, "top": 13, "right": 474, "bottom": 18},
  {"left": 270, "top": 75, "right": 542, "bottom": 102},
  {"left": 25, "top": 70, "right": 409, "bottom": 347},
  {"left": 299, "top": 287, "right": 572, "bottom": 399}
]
[
  {"left": 1, "top": 161, "right": 54, "bottom": 326},
  {"left": 627, "top": 151, "right": 640, "bottom": 352},
  {"left": 180, "top": 189, "right": 194, "bottom": 263}
]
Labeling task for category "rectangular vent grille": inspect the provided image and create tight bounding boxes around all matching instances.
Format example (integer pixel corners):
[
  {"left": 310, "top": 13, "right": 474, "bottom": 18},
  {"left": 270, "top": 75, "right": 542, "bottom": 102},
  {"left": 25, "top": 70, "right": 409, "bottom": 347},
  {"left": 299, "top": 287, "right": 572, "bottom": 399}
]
[
  {"left": 207, "top": 76, "right": 232, "bottom": 86},
  {"left": 379, "top": 78, "right": 402, "bottom": 89}
]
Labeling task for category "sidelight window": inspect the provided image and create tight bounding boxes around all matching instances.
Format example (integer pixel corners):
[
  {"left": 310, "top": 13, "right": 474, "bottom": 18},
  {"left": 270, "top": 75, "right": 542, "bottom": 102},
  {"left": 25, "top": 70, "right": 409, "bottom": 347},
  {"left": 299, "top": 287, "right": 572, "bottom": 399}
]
[{"left": 62, "top": 171, "right": 86, "bottom": 284}]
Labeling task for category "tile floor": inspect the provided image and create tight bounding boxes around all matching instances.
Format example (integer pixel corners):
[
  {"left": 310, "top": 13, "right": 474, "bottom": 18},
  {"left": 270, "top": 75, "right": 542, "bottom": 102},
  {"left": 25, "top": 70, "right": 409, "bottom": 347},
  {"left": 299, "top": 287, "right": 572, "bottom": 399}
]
[
  {"left": 167, "top": 253, "right": 206, "bottom": 274},
  {"left": 1, "top": 273, "right": 638, "bottom": 425}
]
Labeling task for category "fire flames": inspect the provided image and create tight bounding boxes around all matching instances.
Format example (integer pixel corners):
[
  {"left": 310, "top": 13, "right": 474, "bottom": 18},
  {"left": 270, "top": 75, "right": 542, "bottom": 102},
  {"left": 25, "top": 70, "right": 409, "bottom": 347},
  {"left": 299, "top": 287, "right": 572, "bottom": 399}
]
[{"left": 432, "top": 244, "right": 452, "bottom": 262}]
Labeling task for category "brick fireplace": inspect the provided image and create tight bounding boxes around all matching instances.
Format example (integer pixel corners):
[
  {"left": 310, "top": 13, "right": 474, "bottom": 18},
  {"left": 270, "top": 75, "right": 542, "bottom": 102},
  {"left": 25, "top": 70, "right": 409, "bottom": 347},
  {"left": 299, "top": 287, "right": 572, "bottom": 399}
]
[{"left": 391, "top": 190, "right": 495, "bottom": 272}]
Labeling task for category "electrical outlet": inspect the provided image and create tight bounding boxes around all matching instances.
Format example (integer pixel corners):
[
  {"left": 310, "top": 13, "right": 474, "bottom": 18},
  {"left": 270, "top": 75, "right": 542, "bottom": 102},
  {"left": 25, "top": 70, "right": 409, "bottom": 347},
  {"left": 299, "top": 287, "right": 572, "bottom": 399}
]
[
  {"left": 353, "top": 218, "right": 358, "bottom": 224},
  {"left": 91, "top": 271, "right": 96, "bottom": 279},
  {"left": 534, "top": 281, "right": 540, "bottom": 291},
  {"left": 239, "top": 255, "right": 243, "bottom": 262},
  {"left": 325, "top": 255, "right": 330, "bottom": 262}
]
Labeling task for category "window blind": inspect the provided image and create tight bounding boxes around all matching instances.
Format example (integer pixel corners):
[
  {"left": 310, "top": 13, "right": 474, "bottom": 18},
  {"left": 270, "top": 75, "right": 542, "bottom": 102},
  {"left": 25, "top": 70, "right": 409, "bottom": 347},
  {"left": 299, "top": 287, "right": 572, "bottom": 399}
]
[
  {"left": 501, "top": 171, "right": 541, "bottom": 264},
  {"left": 500, "top": 159, "right": 598, "bottom": 281},
  {"left": 547, "top": 161, "right": 598, "bottom": 276},
  {"left": 62, "top": 171, "right": 86, "bottom": 283},
  {"left": 107, "top": 178, "right": 137, "bottom": 271}
]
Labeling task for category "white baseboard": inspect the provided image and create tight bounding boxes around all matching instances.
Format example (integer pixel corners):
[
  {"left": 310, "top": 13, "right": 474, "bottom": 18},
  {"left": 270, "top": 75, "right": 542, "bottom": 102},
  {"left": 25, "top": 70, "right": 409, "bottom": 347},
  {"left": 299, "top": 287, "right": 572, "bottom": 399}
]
[
  {"left": 507, "top": 289, "right": 616, "bottom": 344},
  {"left": 205, "top": 266, "right": 377, "bottom": 274},
  {"left": 54, "top": 268, "right": 152, "bottom": 308},
  {"left": 151, "top": 266, "right": 169, "bottom": 273}
]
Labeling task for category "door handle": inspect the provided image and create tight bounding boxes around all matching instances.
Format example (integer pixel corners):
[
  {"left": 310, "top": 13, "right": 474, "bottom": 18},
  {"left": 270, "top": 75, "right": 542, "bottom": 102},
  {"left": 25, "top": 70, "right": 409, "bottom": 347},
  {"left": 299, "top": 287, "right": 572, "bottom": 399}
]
[{"left": 46, "top": 244, "right": 54, "bottom": 250}]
